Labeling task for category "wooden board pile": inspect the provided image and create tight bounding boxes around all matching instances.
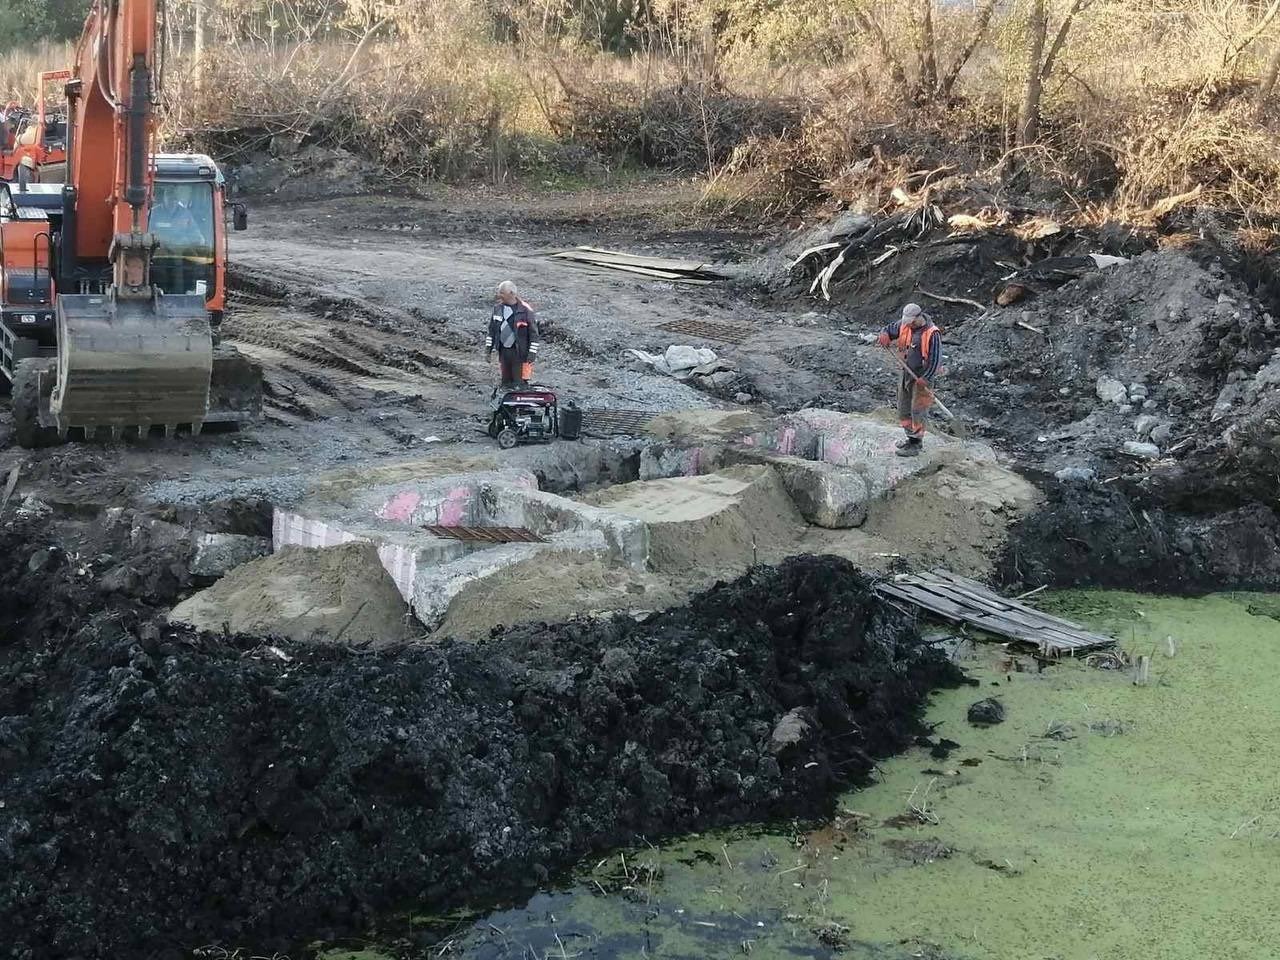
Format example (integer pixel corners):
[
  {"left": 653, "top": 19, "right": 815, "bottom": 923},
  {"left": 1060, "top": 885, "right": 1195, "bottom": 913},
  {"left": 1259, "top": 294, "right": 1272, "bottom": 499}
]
[
  {"left": 875, "top": 569, "right": 1116, "bottom": 657},
  {"left": 549, "top": 246, "right": 731, "bottom": 285}
]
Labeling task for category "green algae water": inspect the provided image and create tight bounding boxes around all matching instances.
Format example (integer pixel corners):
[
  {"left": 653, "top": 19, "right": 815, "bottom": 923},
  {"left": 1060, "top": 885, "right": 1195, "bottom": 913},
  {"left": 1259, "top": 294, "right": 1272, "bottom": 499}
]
[{"left": 322, "top": 592, "right": 1280, "bottom": 960}]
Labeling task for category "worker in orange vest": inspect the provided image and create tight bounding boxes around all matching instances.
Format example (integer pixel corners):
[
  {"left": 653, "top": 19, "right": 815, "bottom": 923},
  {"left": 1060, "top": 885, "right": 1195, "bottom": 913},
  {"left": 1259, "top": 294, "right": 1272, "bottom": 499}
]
[{"left": 877, "top": 302, "right": 941, "bottom": 457}]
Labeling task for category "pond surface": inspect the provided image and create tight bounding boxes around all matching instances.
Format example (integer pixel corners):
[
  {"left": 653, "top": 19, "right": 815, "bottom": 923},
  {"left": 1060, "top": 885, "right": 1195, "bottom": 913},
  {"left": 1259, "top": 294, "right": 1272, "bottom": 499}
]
[{"left": 322, "top": 591, "right": 1280, "bottom": 960}]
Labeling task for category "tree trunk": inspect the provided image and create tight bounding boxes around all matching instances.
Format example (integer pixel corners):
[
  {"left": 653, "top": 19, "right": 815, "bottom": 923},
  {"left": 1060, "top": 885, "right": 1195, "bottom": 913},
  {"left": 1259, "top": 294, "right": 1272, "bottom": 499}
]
[
  {"left": 937, "top": 0, "right": 996, "bottom": 100},
  {"left": 918, "top": 0, "right": 938, "bottom": 97},
  {"left": 193, "top": 0, "right": 206, "bottom": 91},
  {"left": 1259, "top": 41, "right": 1280, "bottom": 115},
  {"left": 850, "top": 3, "right": 910, "bottom": 94},
  {"left": 1017, "top": 0, "right": 1047, "bottom": 148}
]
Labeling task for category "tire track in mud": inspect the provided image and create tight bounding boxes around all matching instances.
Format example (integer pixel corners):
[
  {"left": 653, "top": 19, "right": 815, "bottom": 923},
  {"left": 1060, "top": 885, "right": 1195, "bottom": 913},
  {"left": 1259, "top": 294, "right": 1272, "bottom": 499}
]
[{"left": 223, "top": 264, "right": 483, "bottom": 431}]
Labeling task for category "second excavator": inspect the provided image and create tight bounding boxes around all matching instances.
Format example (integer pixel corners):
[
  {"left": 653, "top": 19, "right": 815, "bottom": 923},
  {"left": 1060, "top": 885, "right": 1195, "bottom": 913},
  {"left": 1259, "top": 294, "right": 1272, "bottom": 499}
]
[{"left": 0, "top": 0, "right": 262, "bottom": 446}]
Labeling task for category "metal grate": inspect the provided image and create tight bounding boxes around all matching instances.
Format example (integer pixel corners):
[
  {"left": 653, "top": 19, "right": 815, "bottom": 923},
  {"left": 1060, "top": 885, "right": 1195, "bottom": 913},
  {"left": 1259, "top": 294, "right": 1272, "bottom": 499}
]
[
  {"left": 423, "top": 525, "right": 545, "bottom": 544},
  {"left": 656, "top": 318, "right": 752, "bottom": 345},
  {"left": 582, "top": 409, "right": 657, "bottom": 437}
]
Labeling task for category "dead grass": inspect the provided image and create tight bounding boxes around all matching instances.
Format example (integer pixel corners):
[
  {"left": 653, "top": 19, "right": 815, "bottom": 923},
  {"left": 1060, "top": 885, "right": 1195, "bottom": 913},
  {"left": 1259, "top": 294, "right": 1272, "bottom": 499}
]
[{"left": 3, "top": 5, "right": 1279, "bottom": 226}]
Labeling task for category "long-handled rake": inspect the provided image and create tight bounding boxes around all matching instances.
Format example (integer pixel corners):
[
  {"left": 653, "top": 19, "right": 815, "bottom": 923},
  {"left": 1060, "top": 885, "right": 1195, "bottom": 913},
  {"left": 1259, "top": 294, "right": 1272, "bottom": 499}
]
[{"left": 881, "top": 347, "right": 968, "bottom": 440}]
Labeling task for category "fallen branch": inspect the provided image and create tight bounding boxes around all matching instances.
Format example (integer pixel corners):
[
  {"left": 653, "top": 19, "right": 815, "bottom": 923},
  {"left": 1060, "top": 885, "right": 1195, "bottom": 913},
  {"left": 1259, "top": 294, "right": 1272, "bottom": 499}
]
[
  {"left": 1016, "top": 320, "right": 1046, "bottom": 335},
  {"left": 919, "top": 289, "right": 986, "bottom": 312}
]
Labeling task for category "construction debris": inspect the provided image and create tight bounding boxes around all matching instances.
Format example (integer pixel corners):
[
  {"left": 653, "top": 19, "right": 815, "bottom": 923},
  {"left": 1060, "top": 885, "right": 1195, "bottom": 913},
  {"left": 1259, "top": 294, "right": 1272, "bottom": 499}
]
[
  {"left": 657, "top": 317, "right": 752, "bottom": 345},
  {"left": 627, "top": 345, "right": 736, "bottom": 380},
  {"left": 549, "top": 246, "right": 732, "bottom": 283},
  {"left": 875, "top": 569, "right": 1116, "bottom": 657}
]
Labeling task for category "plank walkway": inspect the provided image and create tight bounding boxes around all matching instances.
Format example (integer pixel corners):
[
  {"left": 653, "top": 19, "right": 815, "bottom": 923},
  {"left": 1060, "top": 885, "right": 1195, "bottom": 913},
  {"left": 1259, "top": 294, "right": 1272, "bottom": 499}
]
[{"left": 875, "top": 569, "right": 1116, "bottom": 657}]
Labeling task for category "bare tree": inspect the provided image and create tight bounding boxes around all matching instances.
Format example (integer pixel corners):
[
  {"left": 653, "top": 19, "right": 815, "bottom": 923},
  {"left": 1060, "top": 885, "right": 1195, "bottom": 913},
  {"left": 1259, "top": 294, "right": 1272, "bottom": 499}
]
[
  {"left": 936, "top": 0, "right": 997, "bottom": 100},
  {"left": 850, "top": 1, "right": 910, "bottom": 95},
  {"left": 853, "top": 0, "right": 998, "bottom": 104},
  {"left": 1017, "top": 0, "right": 1048, "bottom": 147},
  {"left": 1260, "top": 40, "right": 1280, "bottom": 115},
  {"left": 917, "top": 0, "right": 938, "bottom": 93},
  {"left": 1018, "top": 0, "right": 1092, "bottom": 147}
]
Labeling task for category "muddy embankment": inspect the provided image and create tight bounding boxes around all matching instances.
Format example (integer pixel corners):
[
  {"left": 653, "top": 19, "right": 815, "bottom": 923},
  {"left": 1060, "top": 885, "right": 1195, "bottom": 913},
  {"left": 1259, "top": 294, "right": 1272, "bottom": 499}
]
[
  {"left": 0, "top": 514, "right": 963, "bottom": 957},
  {"left": 775, "top": 209, "right": 1280, "bottom": 592}
]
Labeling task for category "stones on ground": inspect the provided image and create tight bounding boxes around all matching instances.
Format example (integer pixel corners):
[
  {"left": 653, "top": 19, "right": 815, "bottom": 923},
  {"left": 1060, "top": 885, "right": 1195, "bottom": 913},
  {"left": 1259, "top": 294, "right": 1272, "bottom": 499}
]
[
  {"left": 1150, "top": 423, "right": 1173, "bottom": 445},
  {"left": 169, "top": 541, "right": 416, "bottom": 645},
  {"left": 1123, "top": 441, "right": 1161, "bottom": 459},
  {"left": 1096, "top": 375, "right": 1127, "bottom": 404},
  {"left": 734, "top": 391, "right": 753, "bottom": 404},
  {"left": 1054, "top": 465, "right": 1096, "bottom": 484},
  {"left": 189, "top": 533, "right": 271, "bottom": 578},
  {"left": 769, "top": 707, "right": 812, "bottom": 755},
  {"left": 1129, "top": 383, "right": 1148, "bottom": 402},
  {"left": 1134, "top": 414, "right": 1159, "bottom": 439},
  {"left": 967, "top": 698, "right": 1006, "bottom": 726}
]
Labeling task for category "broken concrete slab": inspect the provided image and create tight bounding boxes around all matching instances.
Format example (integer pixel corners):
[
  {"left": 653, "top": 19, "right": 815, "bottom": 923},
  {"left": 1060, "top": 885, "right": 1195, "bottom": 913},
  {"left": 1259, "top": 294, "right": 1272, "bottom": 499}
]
[
  {"left": 725, "top": 448, "right": 870, "bottom": 528},
  {"left": 169, "top": 542, "right": 416, "bottom": 646},
  {"left": 273, "top": 470, "right": 649, "bottom": 631},
  {"left": 190, "top": 533, "right": 271, "bottom": 578},
  {"left": 584, "top": 466, "right": 802, "bottom": 573}
]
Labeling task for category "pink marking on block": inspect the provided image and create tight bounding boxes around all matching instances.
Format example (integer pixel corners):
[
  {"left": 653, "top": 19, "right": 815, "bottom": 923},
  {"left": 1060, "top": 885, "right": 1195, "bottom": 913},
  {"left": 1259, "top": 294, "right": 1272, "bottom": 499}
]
[
  {"left": 823, "top": 439, "right": 849, "bottom": 464},
  {"left": 439, "top": 486, "right": 470, "bottom": 525},
  {"left": 377, "top": 490, "right": 422, "bottom": 522},
  {"left": 687, "top": 447, "right": 702, "bottom": 476},
  {"left": 779, "top": 427, "right": 797, "bottom": 455}
]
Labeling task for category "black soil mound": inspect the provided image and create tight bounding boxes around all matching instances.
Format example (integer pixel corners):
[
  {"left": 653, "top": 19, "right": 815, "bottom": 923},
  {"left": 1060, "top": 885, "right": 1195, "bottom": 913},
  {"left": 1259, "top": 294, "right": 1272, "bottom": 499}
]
[
  {"left": 0, "top": 516, "right": 961, "bottom": 958},
  {"left": 999, "top": 477, "right": 1280, "bottom": 592}
]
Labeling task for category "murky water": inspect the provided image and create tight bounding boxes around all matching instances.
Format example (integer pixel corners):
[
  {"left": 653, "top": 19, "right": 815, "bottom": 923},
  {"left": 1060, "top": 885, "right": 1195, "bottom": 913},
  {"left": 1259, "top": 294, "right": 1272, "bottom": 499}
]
[{"left": 322, "top": 591, "right": 1280, "bottom": 960}]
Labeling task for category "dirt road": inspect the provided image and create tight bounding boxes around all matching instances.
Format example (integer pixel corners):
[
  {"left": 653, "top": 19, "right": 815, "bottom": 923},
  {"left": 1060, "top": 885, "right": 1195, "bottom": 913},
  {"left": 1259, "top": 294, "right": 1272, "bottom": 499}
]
[{"left": 0, "top": 185, "right": 900, "bottom": 514}]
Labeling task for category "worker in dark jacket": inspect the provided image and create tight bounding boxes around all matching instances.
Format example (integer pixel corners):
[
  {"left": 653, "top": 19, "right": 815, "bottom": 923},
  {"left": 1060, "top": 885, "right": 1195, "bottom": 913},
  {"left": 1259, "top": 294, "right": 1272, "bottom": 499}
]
[
  {"left": 878, "top": 302, "right": 941, "bottom": 457},
  {"left": 486, "top": 280, "right": 540, "bottom": 390}
]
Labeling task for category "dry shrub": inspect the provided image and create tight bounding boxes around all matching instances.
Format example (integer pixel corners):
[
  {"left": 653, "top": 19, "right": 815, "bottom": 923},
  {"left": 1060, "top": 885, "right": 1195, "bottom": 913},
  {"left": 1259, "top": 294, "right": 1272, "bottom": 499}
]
[
  {"left": 0, "top": 42, "right": 71, "bottom": 103},
  {"left": 550, "top": 74, "right": 801, "bottom": 172},
  {"left": 165, "top": 38, "right": 525, "bottom": 181},
  {"left": 1107, "top": 89, "right": 1280, "bottom": 223}
]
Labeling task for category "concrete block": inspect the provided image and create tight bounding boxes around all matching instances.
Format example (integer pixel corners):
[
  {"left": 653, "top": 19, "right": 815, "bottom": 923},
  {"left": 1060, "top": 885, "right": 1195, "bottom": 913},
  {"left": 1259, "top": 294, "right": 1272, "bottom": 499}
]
[
  {"left": 724, "top": 447, "right": 868, "bottom": 528},
  {"left": 190, "top": 533, "right": 271, "bottom": 578}
]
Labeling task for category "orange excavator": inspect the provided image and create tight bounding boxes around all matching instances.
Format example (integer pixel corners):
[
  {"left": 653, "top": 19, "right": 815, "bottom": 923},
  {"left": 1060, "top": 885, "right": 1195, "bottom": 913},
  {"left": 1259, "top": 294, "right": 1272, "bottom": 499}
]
[
  {"left": 0, "top": 0, "right": 261, "bottom": 446},
  {"left": 0, "top": 70, "right": 70, "bottom": 183}
]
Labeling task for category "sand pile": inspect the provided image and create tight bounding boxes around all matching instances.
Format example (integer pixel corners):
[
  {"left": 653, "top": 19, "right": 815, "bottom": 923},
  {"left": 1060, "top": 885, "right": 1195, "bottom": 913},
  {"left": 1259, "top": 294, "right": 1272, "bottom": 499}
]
[{"left": 169, "top": 541, "right": 416, "bottom": 644}]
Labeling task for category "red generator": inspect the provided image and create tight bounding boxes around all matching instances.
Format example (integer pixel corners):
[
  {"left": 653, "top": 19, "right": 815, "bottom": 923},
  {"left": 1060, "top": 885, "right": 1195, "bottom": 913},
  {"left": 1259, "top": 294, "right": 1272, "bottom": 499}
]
[{"left": 487, "top": 385, "right": 559, "bottom": 449}]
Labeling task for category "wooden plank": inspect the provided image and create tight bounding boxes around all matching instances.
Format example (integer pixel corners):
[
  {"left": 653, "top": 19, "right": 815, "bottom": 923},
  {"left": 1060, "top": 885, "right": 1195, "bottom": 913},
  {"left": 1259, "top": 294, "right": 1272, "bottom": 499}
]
[
  {"left": 552, "top": 257, "right": 687, "bottom": 279},
  {"left": 927, "top": 570, "right": 1113, "bottom": 641},
  {"left": 555, "top": 260, "right": 714, "bottom": 285},
  {"left": 923, "top": 569, "right": 1112, "bottom": 637},
  {"left": 907, "top": 581, "right": 1110, "bottom": 651},
  {"left": 909, "top": 579, "right": 1085, "bottom": 639},
  {"left": 567, "top": 245, "right": 724, "bottom": 274},
  {"left": 875, "top": 571, "right": 1115, "bottom": 655}
]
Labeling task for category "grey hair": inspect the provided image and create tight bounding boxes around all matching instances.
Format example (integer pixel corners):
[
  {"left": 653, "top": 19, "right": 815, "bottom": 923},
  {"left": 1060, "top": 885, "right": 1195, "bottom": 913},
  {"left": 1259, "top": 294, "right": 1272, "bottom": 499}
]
[
  {"left": 498, "top": 280, "right": 518, "bottom": 297},
  {"left": 901, "top": 302, "right": 923, "bottom": 318}
]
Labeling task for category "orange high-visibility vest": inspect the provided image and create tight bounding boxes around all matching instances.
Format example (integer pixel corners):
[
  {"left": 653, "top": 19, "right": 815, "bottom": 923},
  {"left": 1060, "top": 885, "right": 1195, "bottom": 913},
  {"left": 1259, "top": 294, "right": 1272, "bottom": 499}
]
[{"left": 896, "top": 323, "right": 937, "bottom": 358}]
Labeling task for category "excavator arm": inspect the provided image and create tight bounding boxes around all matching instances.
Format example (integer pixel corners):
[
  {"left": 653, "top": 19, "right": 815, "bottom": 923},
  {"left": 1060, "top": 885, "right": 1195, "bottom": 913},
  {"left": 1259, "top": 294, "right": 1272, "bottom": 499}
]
[{"left": 49, "top": 0, "right": 220, "bottom": 437}]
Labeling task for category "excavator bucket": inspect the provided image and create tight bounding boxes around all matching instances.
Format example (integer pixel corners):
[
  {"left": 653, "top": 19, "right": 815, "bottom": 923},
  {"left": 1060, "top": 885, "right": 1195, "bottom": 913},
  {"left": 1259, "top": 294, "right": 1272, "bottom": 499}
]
[{"left": 52, "top": 291, "right": 223, "bottom": 435}]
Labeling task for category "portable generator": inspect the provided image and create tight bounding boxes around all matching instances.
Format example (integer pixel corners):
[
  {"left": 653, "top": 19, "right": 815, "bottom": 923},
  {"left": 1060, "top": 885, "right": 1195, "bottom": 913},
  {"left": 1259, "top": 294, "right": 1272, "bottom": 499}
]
[{"left": 487, "top": 385, "right": 559, "bottom": 449}]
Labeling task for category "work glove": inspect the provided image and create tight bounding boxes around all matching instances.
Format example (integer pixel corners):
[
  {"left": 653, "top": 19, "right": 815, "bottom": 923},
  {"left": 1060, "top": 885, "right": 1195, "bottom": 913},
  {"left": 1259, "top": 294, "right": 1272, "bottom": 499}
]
[{"left": 877, "top": 332, "right": 891, "bottom": 347}]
